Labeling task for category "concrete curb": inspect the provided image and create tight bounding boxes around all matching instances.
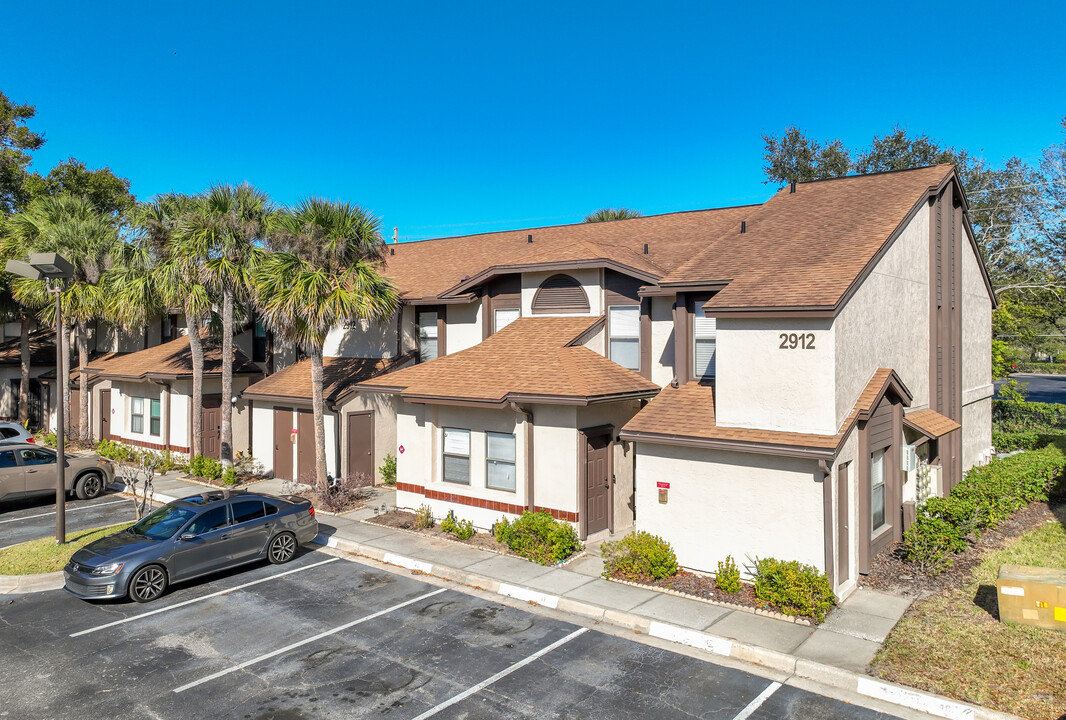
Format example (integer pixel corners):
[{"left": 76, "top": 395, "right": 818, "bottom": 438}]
[
  {"left": 0, "top": 570, "right": 64, "bottom": 594},
  {"left": 312, "top": 532, "right": 1023, "bottom": 720}
]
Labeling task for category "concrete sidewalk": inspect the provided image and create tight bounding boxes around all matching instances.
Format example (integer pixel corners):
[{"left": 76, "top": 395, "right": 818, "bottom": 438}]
[{"left": 15, "top": 472, "right": 1015, "bottom": 720}]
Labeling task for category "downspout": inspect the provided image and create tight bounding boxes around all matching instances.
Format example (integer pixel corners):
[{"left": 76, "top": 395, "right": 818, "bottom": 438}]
[{"left": 509, "top": 401, "right": 534, "bottom": 512}]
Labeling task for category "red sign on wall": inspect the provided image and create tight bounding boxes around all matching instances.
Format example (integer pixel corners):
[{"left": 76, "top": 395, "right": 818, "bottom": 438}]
[
  {"left": 656, "top": 481, "right": 670, "bottom": 489},
  {"left": 398, "top": 445, "right": 405, "bottom": 454}
]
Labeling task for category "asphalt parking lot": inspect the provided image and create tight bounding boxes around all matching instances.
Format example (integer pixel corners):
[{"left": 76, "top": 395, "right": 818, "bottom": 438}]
[
  {"left": 0, "top": 490, "right": 137, "bottom": 550},
  {"left": 0, "top": 547, "right": 908, "bottom": 720}
]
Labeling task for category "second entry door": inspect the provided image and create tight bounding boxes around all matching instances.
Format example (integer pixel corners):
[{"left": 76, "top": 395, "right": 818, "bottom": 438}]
[
  {"left": 346, "top": 413, "right": 373, "bottom": 481},
  {"left": 585, "top": 432, "right": 611, "bottom": 535},
  {"left": 297, "top": 409, "right": 315, "bottom": 482},
  {"left": 201, "top": 396, "right": 222, "bottom": 459}
]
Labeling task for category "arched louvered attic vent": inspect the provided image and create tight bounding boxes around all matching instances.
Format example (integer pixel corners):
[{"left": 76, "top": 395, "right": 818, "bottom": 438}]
[{"left": 532, "top": 274, "right": 590, "bottom": 314}]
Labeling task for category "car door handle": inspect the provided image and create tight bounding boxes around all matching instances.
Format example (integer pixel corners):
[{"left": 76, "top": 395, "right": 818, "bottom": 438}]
[
  {"left": 27, "top": 469, "right": 38, "bottom": 473},
  {"left": 220, "top": 534, "right": 230, "bottom": 540}
]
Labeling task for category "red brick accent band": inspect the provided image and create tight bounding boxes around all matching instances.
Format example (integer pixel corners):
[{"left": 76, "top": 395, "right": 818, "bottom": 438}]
[
  {"left": 395, "top": 482, "right": 578, "bottom": 523},
  {"left": 108, "top": 435, "right": 190, "bottom": 454}
]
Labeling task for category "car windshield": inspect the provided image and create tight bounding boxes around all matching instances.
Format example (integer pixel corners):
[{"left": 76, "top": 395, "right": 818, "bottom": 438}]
[{"left": 129, "top": 503, "right": 197, "bottom": 540}]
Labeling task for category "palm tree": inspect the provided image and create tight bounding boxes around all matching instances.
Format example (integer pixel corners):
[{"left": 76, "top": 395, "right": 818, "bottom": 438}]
[
  {"left": 125, "top": 193, "right": 214, "bottom": 456},
  {"left": 255, "top": 199, "right": 398, "bottom": 485},
  {"left": 5, "top": 195, "right": 120, "bottom": 436},
  {"left": 584, "top": 207, "right": 643, "bottom": 222},
  {"left": 0, "top": 217, "right": 45, "bottom": 428},
  {"left": 187, "top": 184, "right": 272, "bottom": 472}
]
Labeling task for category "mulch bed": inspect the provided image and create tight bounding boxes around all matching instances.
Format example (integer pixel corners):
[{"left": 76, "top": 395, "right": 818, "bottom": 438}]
[
  {"left": 862, "top": 499, "right": 1060, "bottom": 597},
  {"left": 365, "top": 509, "right": 519, "bottom": 557}
]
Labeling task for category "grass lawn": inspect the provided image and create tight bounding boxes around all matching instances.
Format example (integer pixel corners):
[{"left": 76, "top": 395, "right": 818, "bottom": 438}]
[
  {"left": 0, "top": 522, "right": 133, "bottom": 575},
  {"left": 872, "top": 503, "right": 1066, "bottom": 720}
]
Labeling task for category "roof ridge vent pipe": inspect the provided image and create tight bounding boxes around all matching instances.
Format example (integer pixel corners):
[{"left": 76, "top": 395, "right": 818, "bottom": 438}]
[
  {"left": 393, "top": 227, "right": 399, "bottom": 243},
  {"left": 740, "top": 221, "right": 746, "bottom": 234},
  {"left": 527, "top": 234, "right": 533, "bottom": 243},
  {"left": 790, "top": 181, "right": 796, "bottom": 193}
]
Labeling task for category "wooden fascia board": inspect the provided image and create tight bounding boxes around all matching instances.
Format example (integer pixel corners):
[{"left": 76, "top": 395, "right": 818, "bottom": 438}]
[
  {"left": 395, "top": 388, "right": 660, "bottom": 408},
  {"left": 439, "top": 259, "right": 661, "bottom": 299},
  {"left": 401, "top": 294, "right": 478, "bottom": 306},
  {"left": 652, "top": 281, "right": 732, "bottom": 293},
  {"left": 699, "top": 306, "right": 836, "bottom": 319},
  {"left": 618, "top": 429, "right": 837, "bottom": 460}
]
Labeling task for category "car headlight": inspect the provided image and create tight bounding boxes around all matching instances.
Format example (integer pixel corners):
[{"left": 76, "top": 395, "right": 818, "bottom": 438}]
[{"left": 91, "top": 562, "right": 124, "bottom": 576}]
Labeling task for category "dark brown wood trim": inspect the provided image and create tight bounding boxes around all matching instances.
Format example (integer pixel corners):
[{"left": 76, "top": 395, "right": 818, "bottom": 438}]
[
  {"left": 404, "top": 295, "right": 478, "bottom": 306},
  {"left": 394, "top": 481, "right": 578, "bottom": 522},
  {"left": 437, "top": 307, "right": 447, "bottom": 357},
  {"left": 822, "top": 466, "right": 834, "bottom": 588},
  {"left": 672, "top": 293, "right": 690, "bottom": 382},
  {"left": 618, "top": 429, "right": 837, "bottom": 459},
  {"left": 857, "top": 417, "right": 871, "bottom": 573},
  {"left": 639, "top": 298, "right": 652, "bottom": 380},
  {"left": 648, "top": 281, "right": 732, "bottom": 294},
  {"left": 481, "top": 292, "right": 491, "bottom": 341},
  {"left": 442, "top": 259, "right": 660, "bottom": 298},
  {"left": 697, "top": 308, "right": 836, "bottom": 319}
]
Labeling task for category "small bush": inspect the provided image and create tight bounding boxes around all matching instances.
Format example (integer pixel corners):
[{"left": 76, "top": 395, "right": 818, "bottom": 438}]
[
  {"left": 189, "top": 454, "right": 222, "bottom": 481},
  {"left": 902, "top": 516, "right": 964, "bottom": 575},
  {"left": 234, "top": 451, "right": 264, "bottom": 478},
  {"left": 379, "top": 453, "right": 397, "bottom": 485},
  {"left": 440, "top": 511, "right": 476, "bottom": 540},
  {"left": 414, "top": 504, "right": 434, "bottom": 529},
  {"left": 921, "top": 496, "right": 994, "bottom": 539},
  {"left": 494, "top": 511, "right": 581, "bottom": 565},
  {"left": 312, "top": 472, "right": 371, "bottom": 513},
  {"left": 752, "top": 557, "right": 836, "bottom": 622},
  {"left": 33, "top": 430, "right": 57, "bottom": 447},
  {"left": 221, "top": 467, "right": 238, "bottom": 486},
  {"left": 715, "top": 555, "right": 742, "bottom": 594},
  {"left": 601, "top": 531, "right": 678, "bottom": 581},
  {"left": 95, "top": 438, "right": 136, "bottom": 462}
]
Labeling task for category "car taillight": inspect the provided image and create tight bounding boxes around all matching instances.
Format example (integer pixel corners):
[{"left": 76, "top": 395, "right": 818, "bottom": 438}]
[
  {"left": 27, "top": 437, "right": 35, "bottom": 443},
  {"left": 308, "top": 506, "right": 315, "bottom": 516}
]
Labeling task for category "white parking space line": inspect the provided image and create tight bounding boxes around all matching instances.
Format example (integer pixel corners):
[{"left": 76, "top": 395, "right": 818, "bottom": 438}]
[
  {"left": 172, "top": 587, "right": 448, "bottom": 694},
  {"left": 731, "top": 681, "right": 782, "bottom": 720},
  {"left": 0, "top": 499, "right": 128, "bottom": 525},
  {"left": 71, "top": 557, "right": 341, "bottom": 638},
  {"left": 409, "top": 627, "right": 589, "bottom": 720}
]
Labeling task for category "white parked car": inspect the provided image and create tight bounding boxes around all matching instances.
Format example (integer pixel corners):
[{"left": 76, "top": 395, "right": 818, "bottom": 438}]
[{"left": 0, "top": 421, "right": 35, "bottom": 445}]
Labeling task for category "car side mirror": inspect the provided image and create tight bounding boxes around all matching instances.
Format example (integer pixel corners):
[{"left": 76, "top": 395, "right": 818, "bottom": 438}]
[{"left": 179, "top": 533, "right": 197, "bottom": 542}]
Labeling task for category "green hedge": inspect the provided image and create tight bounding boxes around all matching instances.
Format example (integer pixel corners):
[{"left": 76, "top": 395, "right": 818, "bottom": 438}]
[
  {"left": 752, "top": 557, "right": 836, "bottom": 622},
  {"left": 494, "top": 511, "right": 581, "bottom": 565},
  {"left": 993, "top": 398, "right": 1066, "bottom": 433},
  {"left": 601, "top": 531, "right": 679, "bottom": 581},
  {"left": 903, "top": 443, "right": 1066, "bottom": 573},
  {"left": 1012, "top": 362, "right": 1066, "bottom": 375}
]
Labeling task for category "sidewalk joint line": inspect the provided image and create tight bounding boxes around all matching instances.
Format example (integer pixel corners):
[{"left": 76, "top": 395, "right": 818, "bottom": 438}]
[
  {"left": 171, "top": 587, "right": 447, "bottom": 693},
  {"left": 71, "top": 557, "right": 340, "bottom": 637},
  {"left": 409, "top": 627, "right": 589, "bottom": 720}
]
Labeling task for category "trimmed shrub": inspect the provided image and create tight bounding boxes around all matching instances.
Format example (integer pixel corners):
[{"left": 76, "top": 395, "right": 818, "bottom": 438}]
[
  {"left": 440, "top": 511, "right": 476, "bottom": 540},
  {"left": 715, "top": 555, "right": 742, "bottom": 594},
  {"left": 414, "top": 505, "right": 434, "bottom": 529},
  {"left": 752, "top": 557, "right": 836, "bottom": 622},
  {"left": 600, "top": 531, "right": 678, "bottom": 581},
  {"left": 902, "top": 516, "right": 964, "bottom": 575},
  {"left": 379, "top": 454, "right": 397, "bottom": 485},
  {"left": 921, "top": 496, "right": 994, "bottom": 539},
  {"left": 95, "top": 438, "right": 137, "bottom": 462},
  {"left": 189, "top": 454, "right": 222, "bottom": 481},
  {"left": 494, "top": 511, "right": 581, "bottom": 565}
]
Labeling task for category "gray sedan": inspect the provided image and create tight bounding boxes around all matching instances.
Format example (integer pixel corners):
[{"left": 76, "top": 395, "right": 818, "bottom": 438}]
[
  {"left": 64, "top": 491, "right": 319, "bottom": 602},
  {"left": 0, "top": 443, "right": 114, "bottom": 503}
]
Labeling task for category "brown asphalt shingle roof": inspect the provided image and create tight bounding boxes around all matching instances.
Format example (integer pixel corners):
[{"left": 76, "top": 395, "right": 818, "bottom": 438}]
[
  {"left": 621, "top": 368, "right": 911, "bottom": 453},
  {"left": 361, "top": 316, "right": 660, "bottom": 404},
  {"left": 381, "top": 206, "right": 753, "bottom": 301},
  {"left": 86, "top": 334, "right": 261, "bottom": 380},
  {"left": 904, "top": 408, "right": 961, "bottom": 438},
  {"left": 243, "top": 356, "right": 406, "bottom": 403},
  {"left": 0, "top": 329, "right": 58, "bottom": 367},
  {"left": 663, "top": 165, "right": 955, "bottom": 311}
]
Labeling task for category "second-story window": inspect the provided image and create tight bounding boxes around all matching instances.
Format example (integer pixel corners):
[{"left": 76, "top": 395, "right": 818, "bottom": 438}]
[
  {"left": 253, "top": 319, "right": 269, "bottom": 362},
  {"left": 418, "top": 311, "right": 438, "bottom": 362},
  {"left": 608, "top": 306, "right": 640, "bottom": 371},
  {"left": 494, "top": 307, "right": 520, "bottom": 333},
  {"left": 693, "top": 305, "right": 717, "bottom": 380}
]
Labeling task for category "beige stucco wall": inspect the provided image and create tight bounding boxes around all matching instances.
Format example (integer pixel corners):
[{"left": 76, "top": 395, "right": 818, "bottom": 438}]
[
  {"left": 961, "top": 232, "right": 994, "bottom": 468},
  {"left": 963, "top": 397, "right": 993, "bottom": 470},
  {"left": 338, "top": 391, "right": 399, "bottom": 483},
  {"left": 649, "top": 296, "right": 675, "bottom": 387},
  {"left": 521, "top": 268, "right": 602, "bottom": 317},
  {"left": 831, "top": 429, "right": 859, "bottom": 597},
  {"left": 322, "top": 315, "right": 397, "bottom": 359},
  {"left": 634, "top": 443, "right": 825, "bottom": 574},
  {"left": 715, "top": 318, "right": 836, "bottom": 434},
  {"left": 834, "top": 204, "right": 930, "bottom": 421},
  {"left": 446, "top": 302, "right": 482, "bottom": 354}
]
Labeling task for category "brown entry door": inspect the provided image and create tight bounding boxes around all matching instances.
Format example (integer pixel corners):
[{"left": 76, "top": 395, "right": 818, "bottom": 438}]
[
  {"left": 273, "top": 408, "right": 294, "bottom": 481},
  {"left": 346, "top": 413, "right": 373, "bottom": 482},
  {"left": 99, "top": 389, "right": 111, "bottom": 440},
  {"left": 200, "top": 396, "right": 222, "bottom": 459},
  {"left": 585, "top": 432, "right": 611, "bottom": 535},
  {"left": 297, "top": 409, "right": 315, "bottom": 483}
]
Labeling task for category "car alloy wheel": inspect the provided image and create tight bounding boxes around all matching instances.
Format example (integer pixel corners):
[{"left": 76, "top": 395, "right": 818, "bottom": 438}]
[
  {"left": 76, "top": 473, "right": 103, "bottom": 500},
  {"left": 129, "top": 565, "right": 167, "bottom": 603},
  {"left": 268, "top": 532, "right": 297, "bottom": 564}
]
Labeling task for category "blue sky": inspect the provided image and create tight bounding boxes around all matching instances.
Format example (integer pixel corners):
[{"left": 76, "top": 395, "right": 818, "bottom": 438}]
[{"left": 6, "top": 1, "right": 1065, "bottom": 240}]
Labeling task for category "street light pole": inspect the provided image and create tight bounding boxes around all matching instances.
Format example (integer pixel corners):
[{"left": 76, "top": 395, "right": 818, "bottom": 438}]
[{"left": 52, "top": 280, "right": 66, "bottom": 545}]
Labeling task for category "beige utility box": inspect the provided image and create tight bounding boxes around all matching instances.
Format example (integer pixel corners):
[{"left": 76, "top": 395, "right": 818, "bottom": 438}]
[{"left": 996, "top": 564, "right": 1066, "bottom": 632}]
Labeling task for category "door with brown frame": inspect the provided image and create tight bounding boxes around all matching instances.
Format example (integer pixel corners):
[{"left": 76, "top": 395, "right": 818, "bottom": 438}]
[
  {"left": 99, "top": 389, "right": 111, "bottom": 440},
  {"left": 273, "top": 408, "right": 294, "bottom": 480},
  {"left": 200, "top": 395, "right": 222, "bottom": 459},
  {"left": 296, "top": 409, "right": 315, "bottom": 482},
  {"left": 583, "top": 429, "right": 612, "bottom": 536},
  {"left": 346, "top": 412, "right": 373, "bottom": 482}
]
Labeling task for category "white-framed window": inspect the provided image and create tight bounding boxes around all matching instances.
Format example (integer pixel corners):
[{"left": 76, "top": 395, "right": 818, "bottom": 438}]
[
  {"left": 442, "top": 427, "right": 470, "bottom": 484},
  {"left": 693, "top": 305, "right": 716, "bottom": 379},
  {"left": 149, "top": 399, "right": 161, "bottom": 437},
  {"left": 418, "top": 311, "right": 438, "bottom": 362},
  {"left": 486, "top": 432, "right": 516, "bottom": 492},
  {"left": 871, "top": 448, "right": 886, "bottom": 531},
  {"left": 608, "top": 305, "right": 640, "bottom": 371},
  {"left": 131, "top": 397, "right": 144, "bottom": 434},
  {"left": 494, "top": 307, "right": 520, "bottom": 333}
]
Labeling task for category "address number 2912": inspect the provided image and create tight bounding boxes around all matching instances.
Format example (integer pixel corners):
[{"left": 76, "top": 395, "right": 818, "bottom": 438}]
[{"left": 779, "top": 333, "right": 815, "bottom": 350}]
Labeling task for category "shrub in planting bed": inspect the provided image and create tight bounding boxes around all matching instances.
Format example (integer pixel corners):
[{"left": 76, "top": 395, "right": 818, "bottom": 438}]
[
  {"left": 752, "top": 557, "right": 836, "bottom": 622},
  {"left": 600, "top": 531, "right": 679, "bottom": 581},
  {"left": 493, "top": 511, "right": 581, "bottom": 565}
]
